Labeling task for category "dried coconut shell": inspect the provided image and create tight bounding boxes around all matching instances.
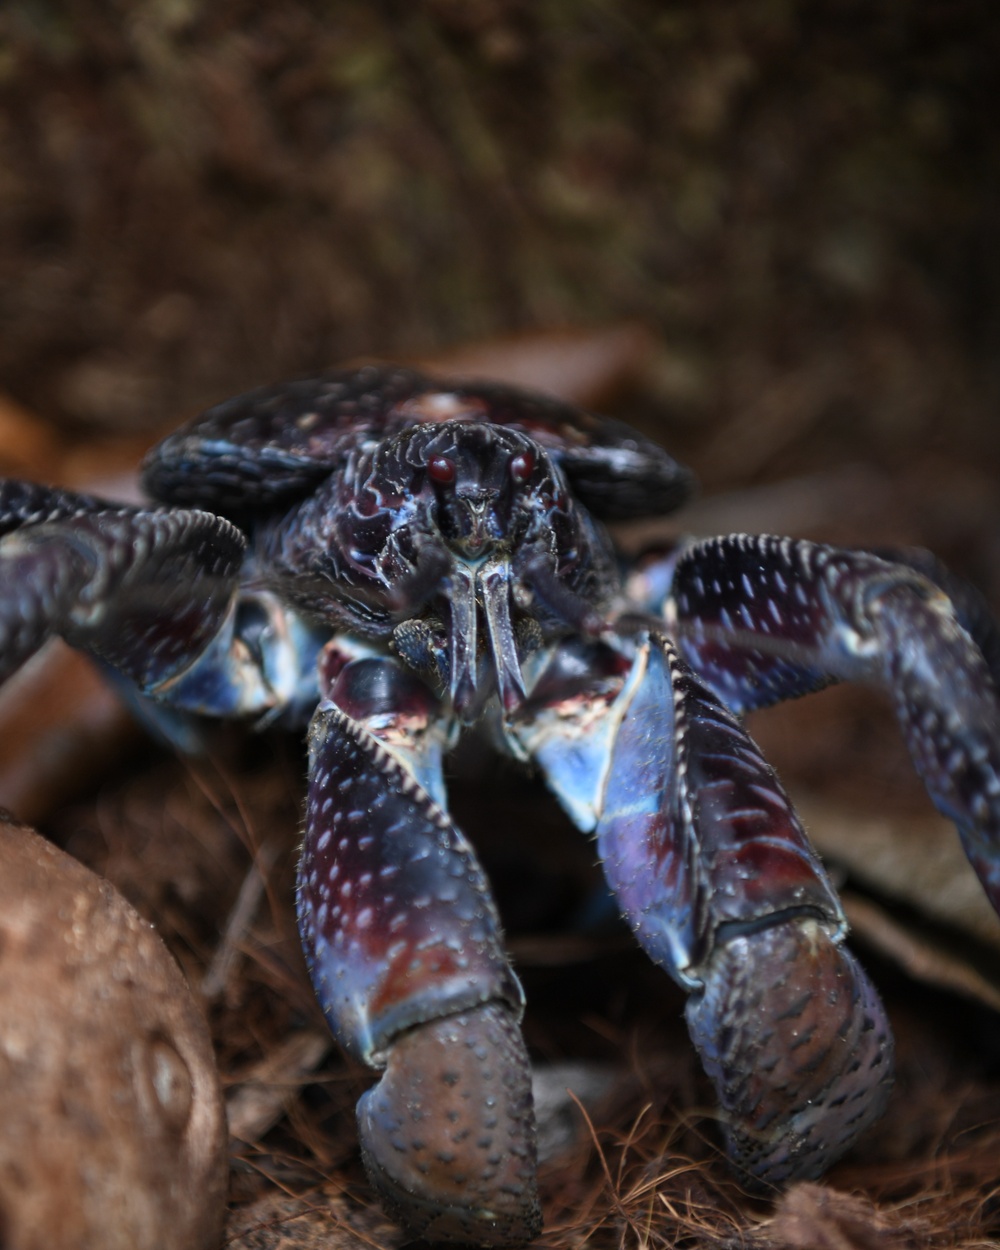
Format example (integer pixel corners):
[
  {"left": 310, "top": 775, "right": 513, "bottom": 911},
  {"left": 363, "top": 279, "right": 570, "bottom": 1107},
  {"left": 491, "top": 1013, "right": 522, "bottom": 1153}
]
[{"left": 0, "top": 815, "right": 226, "bottom": 1250}]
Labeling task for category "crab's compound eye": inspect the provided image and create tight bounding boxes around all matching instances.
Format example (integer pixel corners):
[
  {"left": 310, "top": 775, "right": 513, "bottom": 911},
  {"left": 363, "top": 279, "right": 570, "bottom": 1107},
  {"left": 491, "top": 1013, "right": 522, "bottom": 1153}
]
[
  {"left": 427, "top": 455, "right": 456, "bottom": 485},
  {"left": 509, "top": 451, "right": 535, "bottom": 484}
]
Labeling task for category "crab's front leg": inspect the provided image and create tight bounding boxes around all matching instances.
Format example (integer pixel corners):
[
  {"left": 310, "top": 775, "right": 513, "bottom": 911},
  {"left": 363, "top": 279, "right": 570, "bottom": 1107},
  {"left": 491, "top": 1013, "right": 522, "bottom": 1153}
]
[
  {"left": 298, "top": 653, "right": 540, "bottom": 1247},
  {"left": 662, "top": 535, "right": 1000, "bottom": 912},
  {"left": 0, "top": 482, "right": 247, "bottom": 692},
  {"left": 510, "top": 634, "right": 893, "bottom": 1184}
]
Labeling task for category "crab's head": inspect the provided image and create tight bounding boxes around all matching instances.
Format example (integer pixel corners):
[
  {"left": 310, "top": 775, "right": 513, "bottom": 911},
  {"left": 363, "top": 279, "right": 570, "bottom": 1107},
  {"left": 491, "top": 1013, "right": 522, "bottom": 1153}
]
[
  {"left": 361, "top": 420, "right": 613, "bottom": 719},
  {"left": 415, "top": 422, "right": 554, "bottom": 556}
]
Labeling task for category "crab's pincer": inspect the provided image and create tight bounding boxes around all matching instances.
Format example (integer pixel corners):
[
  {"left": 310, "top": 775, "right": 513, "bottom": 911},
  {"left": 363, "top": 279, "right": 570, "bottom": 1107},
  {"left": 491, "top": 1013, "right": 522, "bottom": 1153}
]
[
  {"left": 516, "top": 630, "right": 896, "bottom": 1186},
  {"left": 358, "top": 1002, "right": 540, "bottom": 1246},
  {"left": 687, "top": 917, "right": 893, "bottom": 1184},
  {"left": 297, "top": 658, "right": 539, "bottom": 1243}
]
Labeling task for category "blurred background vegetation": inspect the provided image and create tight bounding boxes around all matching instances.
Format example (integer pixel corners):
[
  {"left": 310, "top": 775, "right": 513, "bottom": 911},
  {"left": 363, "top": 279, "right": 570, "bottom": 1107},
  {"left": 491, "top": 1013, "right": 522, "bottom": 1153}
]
[{"left": 1, "top": 0, "right": 998, "bottom": 484}]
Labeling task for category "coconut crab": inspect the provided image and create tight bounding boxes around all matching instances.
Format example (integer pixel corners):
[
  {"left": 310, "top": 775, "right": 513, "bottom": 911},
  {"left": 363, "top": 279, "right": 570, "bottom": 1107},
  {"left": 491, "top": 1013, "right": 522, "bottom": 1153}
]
[{"left": 1, "top": 366, "right": 999, "bottom": 1246}]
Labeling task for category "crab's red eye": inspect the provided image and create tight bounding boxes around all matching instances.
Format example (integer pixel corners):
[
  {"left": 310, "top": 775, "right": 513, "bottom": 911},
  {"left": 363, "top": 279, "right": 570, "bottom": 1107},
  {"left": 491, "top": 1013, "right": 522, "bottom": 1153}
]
[
  {"left": 428, "top": 455, "right": 456, "bottom": 484},
  {"left": 509, "top": 451, "right": 535, "bottom": 484}
]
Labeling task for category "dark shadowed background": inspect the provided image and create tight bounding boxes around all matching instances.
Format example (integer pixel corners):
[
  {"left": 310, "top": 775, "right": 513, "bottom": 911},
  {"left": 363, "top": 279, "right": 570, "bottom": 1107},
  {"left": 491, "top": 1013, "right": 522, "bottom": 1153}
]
[{"left": 2, "top": 2, "right": 999, "bottom": 469}]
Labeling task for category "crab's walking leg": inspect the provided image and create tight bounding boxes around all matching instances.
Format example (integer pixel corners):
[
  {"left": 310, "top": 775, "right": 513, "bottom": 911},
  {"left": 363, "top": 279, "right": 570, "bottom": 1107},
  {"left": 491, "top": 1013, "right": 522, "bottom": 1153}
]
[
  {"left": 511, "top": 634, "right": 893, "bottom": 1184},
  {"left": 0, "top": 484, "right": 246, "bottom": 690},
  {"left": 666, "top": 535, "right": 1000, "bottom": 912},
  {"left": 298, "top": 654, "right": 540, "bottom": 1247}
]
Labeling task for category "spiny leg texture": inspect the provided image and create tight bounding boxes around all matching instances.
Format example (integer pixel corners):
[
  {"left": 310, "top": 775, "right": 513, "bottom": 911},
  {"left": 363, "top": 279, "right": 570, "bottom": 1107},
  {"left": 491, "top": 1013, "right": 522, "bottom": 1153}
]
[
  {"left": 670, "top": 534, "right": 1000, "bottom": 912},
  {"left": 0, "top": 483, "right": 245, "bottom": 688},
  {"left": 298, "top": 656, "right": 540, "bottom": 1246}
]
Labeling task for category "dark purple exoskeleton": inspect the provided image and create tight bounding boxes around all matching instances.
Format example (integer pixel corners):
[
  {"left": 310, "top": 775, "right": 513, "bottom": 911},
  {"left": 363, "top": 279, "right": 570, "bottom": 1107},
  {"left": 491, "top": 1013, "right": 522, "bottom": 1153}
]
[{"left": 2, "top": 366, "right": 1000, "bottom": 1245}]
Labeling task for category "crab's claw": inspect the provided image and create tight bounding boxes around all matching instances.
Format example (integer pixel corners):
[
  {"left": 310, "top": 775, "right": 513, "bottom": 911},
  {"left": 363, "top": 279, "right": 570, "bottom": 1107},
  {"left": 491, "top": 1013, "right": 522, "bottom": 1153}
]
[
  {"left": 297, "top": 655, "right": 541, "bottom": 1246},
  {"left": 510, "top": 632, "right": 893, "bottom": 1183},
  {"left": 357, "top": 1002, "right": 537, "bottom": 1246}
]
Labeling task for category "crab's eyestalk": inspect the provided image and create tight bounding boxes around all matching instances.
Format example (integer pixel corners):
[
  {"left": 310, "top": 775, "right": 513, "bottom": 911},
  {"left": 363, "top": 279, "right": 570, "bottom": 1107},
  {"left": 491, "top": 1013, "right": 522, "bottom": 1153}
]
[
  {"left": 420, "top": 427, "right": 548, "bottom": 562},
  {"left": 428, "top": 451, "right": 504, "bottom": 558}
]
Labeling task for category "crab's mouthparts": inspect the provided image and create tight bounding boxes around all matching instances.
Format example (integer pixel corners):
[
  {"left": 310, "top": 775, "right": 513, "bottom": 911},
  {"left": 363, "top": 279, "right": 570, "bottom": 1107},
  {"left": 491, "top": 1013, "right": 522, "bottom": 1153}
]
[
  {"left": 444, "top": 554, "right": 607, "bottom": 722},
  {"left": 451, "top": 498, "right": 497, "bottom": 558},
  {"left": 446, "top": 556, "right": 524, "bottom": 720}
]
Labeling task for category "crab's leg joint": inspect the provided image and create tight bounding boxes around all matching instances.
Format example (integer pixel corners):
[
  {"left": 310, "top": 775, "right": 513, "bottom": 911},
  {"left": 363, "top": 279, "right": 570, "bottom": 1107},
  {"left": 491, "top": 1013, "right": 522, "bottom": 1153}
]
[
  {"left": 668, "top": 534, "right": 1000, "bottom": 915},
  {"left": 298, "top": 654, "right": 540, "bottom": 1247},
  {"left": 509, "top": 633, "right": 893, "bottom": 1184}
]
